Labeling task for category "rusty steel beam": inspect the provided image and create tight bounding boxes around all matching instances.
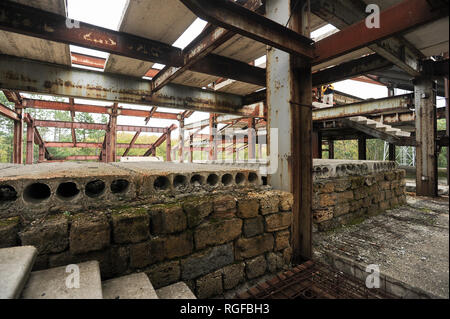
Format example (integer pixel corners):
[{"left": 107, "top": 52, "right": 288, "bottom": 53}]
[
  {"left": 180, "top": 0, "right": 315, "bottom": 58},
  {"left": 0, "top": 1, "right": 270, "bottom": 88},
  {"left": 313, "top": 94, "right": 413, "bottom": 121},
  {"left": 21, "top": 98, "right": 179, "bottom": 120},
  {"left": 0, "top": 55, "right": 248, "bottom": 114},
  {"left": 143, "top": 124, "right": 177, "bottom": 156},
  {"left": 12, "top": 107, "right": 23, "bottom": 164},
  {"left": 122, "top": 132, "right": 140, "bottom": 157},
  {"left": 314, "top": 0, "right": 448, "bottom": 65},
  {"left": 71, "top": 53, "right": 105, "bottom": 69},
  {"left": 2, "top": 90, "right": 22, "bottom": 104},
  {"left": 0, "top": 102, "right": 20, "bottom": 121},
  {"left": 34, "top": 120, "right": 107, "bottom": 131},
  {"left": 152, "top": 0, "right": 264, "bottom": 92},
  {"left": 310, "top": 0, "right": 426, "bottom": 76},
  {"left": 189, "top": 54, "right": 266, "bottom": 87},
  {"left": 32, "top": 119, "right": 168, "bottom": 134},
  {"left": 0, "top": 1, "right": 183, "bottom": 67},
  {"left": 45, "top": 141, "right": 153, "bottom": 149},
  {"left": 312, "top": 54, "right": 392, "bottom": 87}
]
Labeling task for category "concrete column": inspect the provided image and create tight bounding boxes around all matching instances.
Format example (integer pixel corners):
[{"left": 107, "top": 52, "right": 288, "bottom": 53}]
[
  {"left": 179, "top": 119, "right": 184, "bottom": 163},
  {"left": 266, "top": 0, "right": 312, "bottom": 262},
  {"left": 109, "top": 107, "right": 117, "bottom": 163},
  {"left": 13, "top": 106, "right": 23, "bottom": 164},
  {"left": 166, "top": 129, "right": 172, "bottom": 162},
  {"left": 358, "top": 137, "right": 366, "bottom": 160},
  {"left": 188, "top": 134, "right": 194, "bottom": 163},
  {"left": 248, "top": 118, "right": 256, "bottom": 160},
  {"left": 26, "top": 121, "right": 34, "bottom": 165},
  {"left": 414, "top": 77, "right": 438, "bottom": 197},
  {"left": 209, "top": 114, "right": 217, "bottom": 161}
]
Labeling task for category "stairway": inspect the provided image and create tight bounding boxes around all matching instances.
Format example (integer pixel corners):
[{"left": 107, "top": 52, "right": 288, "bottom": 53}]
[
  {"left": 349, "top": 116, "right": 411, "bottom": 138},
  {"left": 0, "top": 246, "right": 196, "bottom": 299}
]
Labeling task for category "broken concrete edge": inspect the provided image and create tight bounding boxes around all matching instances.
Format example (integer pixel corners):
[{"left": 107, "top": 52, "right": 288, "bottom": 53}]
[
  {"left": 0, "top": 245, "right": 37, "bottom": 299},
  {"left": 21, "top": 260, "right": 103, "bottom": 299},
  {"left": 102, "top": 272, "right": 159, "bottom": 299},
  {"left": 313, "top": 159, "right": 398, "bottom": 181},
  {"left": 320, "top": 251, "right": 443, "bottom": 299},
  {"left": 0, "top": 162, "right": 265, "bottom": 220}
]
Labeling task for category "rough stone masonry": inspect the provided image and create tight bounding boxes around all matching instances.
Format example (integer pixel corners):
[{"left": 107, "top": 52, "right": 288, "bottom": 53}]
[{"left": 0, "top": 160, "right": 406, "bottom": 298}]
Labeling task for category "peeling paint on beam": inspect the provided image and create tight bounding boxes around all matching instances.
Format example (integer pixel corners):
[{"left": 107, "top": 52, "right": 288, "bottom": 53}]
[
  {"left": 180, "top": 0, "right": 315, "bottom": 58},
  {"left": 0, "top": 1, "right": 183, "bottom": 67},
  {"left": 0, "top": 55, "right": 246, "bottom": 114},
  {"left": 313, "top": 94, "right": 413, "bottom": 121},
  {"left": 314, "top": 0, "right": 448, "bottom": 65}
]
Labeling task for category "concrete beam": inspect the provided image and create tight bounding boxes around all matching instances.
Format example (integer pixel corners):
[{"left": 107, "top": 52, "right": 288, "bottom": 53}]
[{"left": 313, "top": 0, "right": 447, "bottom": 66}]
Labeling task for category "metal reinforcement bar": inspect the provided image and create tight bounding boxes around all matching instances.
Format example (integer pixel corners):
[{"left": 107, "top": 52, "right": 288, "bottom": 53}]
[{"left": 236, "top": 261, "right": 396, "bottom": 299}]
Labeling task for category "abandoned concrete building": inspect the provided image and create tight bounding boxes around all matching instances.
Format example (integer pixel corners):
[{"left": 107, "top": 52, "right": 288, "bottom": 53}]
[{"left": 0, "top": 0, "right": 448, "bottom": 300}]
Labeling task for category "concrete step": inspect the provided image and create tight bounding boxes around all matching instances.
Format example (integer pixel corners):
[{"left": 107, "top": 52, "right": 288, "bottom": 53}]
[
  {"left": 350, "top": 116, "right": 411, "bottom": 137},
  {"left": 21, "top": 260, "right": 103, "bottom": 299},
  {"left": 0, "top": 246, "right": 37, "bottom": 299},
  {"left": 156, "top": 282, "right": 197, "bottom": 299},
  {"left": 102, "top": 273, "right": 159, "bottom": 299}
]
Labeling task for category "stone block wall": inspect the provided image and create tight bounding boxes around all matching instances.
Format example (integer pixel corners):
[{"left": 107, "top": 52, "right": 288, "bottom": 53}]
[
  {"left": 0, "top": 189, "right": 293, "bottom": 299},
  {"left": 313, "top": 169, "right": 407, "bottom": 232}
]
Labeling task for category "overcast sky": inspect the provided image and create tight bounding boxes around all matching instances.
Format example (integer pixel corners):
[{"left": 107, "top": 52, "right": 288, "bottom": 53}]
[{"left": 61, "top": 0, "right": 444, "bottom": 140}]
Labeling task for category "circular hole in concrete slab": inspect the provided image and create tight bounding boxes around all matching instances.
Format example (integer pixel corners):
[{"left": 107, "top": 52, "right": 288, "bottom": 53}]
[
  {"left": 85, "top": 180, "right": 106, "bottom": 198},
  {"left": 0, "top": 185, "right": 17, "bottom": 203},
  {"left": 207, "top": 174, "right": 219, "bottom": 186},
  {"left": 111, "top": 179, "right": 129, "bottom": 194},
  {"left": 221, "top": 174, "right": 233, "bottom": 186},
  {"left": 56, "top": 182, "right": 80, "bottom": 200},
  {"left": 248, "top": 172, "right": 258, "bottom": 184},
  {"left": 173, "top": 175, "right": 187, "bottom": 189},
  {"left": 190, "top": 174, "right": 204, "bottom": 187},
  {"left": 24, "top": 183, "right": 51, "bottom": 203},
  {"left": 235, "top": 173, "right": 245, "bottom": 185},
  {"left": 154, "top": 176, "right": 170, "bottom": 191}
]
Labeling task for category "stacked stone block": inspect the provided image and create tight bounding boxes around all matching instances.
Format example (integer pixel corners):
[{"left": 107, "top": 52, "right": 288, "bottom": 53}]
[
  {"left": 313, "top": 169, "right": 407, "bottom": 231},
  {"left": 0, "top": 190, "right": 293, "bottom": 299}
]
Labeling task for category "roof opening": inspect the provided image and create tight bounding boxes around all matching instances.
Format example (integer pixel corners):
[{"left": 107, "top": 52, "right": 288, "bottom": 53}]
[{"left": 67, "top": 0, "right": 128, "bottom": 71}]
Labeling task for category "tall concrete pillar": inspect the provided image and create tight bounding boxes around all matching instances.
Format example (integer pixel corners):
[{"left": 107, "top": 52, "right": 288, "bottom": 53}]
[
  {"left": 166, "top": 129, "right": 172, "bottom": 162},
  {"left": 248, "top": 118, "right": 256, "bottom": 160},
  {"left": 266, "top": 0, "right": 312, "bottom": 262},
  {"left": 179, "top": 118, "right": 184, "bottom": 163},
  {"left": 208, "top": 114, "right": 217, "bottom": 161},
  {"left": 414, "top": 77, "right": 438, "bottom": 197}
]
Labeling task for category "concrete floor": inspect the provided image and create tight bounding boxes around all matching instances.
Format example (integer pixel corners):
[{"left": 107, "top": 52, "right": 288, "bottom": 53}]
[{"left": 313, "top": 195, "right": 449, "bottom": 299}]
